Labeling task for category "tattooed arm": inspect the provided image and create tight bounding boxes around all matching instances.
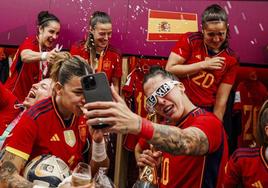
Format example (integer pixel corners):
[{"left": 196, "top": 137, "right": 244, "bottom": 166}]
[
  {"left": 148, "top": 123, "right": 209, "bottom": 156},
  {"left": 0, "top": 150, "right": 33, "bottom": 188}
]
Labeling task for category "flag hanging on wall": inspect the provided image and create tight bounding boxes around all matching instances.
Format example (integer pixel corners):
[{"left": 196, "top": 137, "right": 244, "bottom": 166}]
[{"left": 147, "top": 9, "right": 198, "bottom": 41}]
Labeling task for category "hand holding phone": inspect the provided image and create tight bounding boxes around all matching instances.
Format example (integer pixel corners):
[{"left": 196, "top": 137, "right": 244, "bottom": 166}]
[{"left": 81, "top": 72, "right": 112, "bottom": 129}]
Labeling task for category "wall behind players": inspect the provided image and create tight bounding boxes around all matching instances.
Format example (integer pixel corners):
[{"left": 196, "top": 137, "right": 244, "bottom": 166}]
[{"left": 0, "top": 0, "right": 268, "bottom": 65}]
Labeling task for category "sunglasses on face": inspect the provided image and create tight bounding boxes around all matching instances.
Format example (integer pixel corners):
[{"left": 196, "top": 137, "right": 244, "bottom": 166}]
[{"left": 146, "top": 80, "right": 179, "bottom": 110}]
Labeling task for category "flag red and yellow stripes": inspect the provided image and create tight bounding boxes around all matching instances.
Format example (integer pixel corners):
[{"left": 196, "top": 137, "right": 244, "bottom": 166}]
[{"left": 147, "top": 9, "right": 198, "bottom": 41}]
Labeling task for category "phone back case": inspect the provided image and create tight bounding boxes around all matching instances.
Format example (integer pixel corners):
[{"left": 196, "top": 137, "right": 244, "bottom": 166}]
[
  {"left": 81, "top": 72, "right": 112, "bottom": 103},
  {"left": 81, "top": 72, "right": 112, "bottom": 129}
]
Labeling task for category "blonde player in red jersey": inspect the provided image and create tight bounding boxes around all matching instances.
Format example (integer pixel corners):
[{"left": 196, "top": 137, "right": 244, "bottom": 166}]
[{"left": 0, "top": 56, "right": 109, "bottom": 188}]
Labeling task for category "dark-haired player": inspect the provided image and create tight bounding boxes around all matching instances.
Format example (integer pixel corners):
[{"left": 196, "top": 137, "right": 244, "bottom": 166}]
[
  {"left": 83, "top": 66, "right": 229, "bottom": 188},
  {"left": 165, "top": 4, "right": 239, "bottom": 121},
  {"left": 5, "top": 11, "right": 62, "bottom": 102}
]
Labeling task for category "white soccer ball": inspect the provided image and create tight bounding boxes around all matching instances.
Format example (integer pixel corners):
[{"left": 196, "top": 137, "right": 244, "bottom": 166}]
[{"left": 23, "top": 154, "right": 71, "bottom": 187}]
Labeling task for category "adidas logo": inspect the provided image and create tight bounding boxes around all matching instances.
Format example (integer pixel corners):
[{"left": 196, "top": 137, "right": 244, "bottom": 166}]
[{"left": 50, "top": 134, "right": 60, "bottom": 141}]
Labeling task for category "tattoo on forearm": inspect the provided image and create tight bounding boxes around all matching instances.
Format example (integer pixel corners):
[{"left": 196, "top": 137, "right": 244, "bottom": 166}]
[
  {"left": 0, "top": 152, "right": 32, "bottom": 188},
  {"left": 149, "top": 124, "right": 209, "bottom": 155}
]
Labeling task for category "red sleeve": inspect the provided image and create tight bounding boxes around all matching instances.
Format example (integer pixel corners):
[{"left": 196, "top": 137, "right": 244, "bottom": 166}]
[
  {"left": 20, "top": 36, "right": 39, "bottom": 52},
  {"left": 6, "top": 112, "right": 37, "bottom": 160},
  {"left": 192, "top": 114, "right": 223, "bottom": 153},
  {"left": 9, "top": 36, "right": 38, "bottom": 74},
  {"left": 223, "top": 152, "right": 241, "bottom": 188},
  {"left": 171, "top": 33, "right": 191, "bottom": 60}
]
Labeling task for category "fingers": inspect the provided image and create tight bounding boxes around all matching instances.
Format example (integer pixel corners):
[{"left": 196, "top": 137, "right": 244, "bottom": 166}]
[
  {"left": 111, "top": 85, "right": 125, "bottom": 104},
  {"left": 137, "top": 150, "right": 159, "bottom": 168},
  {"left": 203, "top": 56, "right": 225, "bottom": 70}
]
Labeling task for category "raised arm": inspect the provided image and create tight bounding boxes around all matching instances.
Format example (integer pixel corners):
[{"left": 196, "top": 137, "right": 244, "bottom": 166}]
[
  {"left": 0, "top": 150, "right": 33, "bottom": 188},
  {"left": 21, "top": 48, "right": 59, "bottom": 64},
  {"left": 83, "top": 86, "right": 210, "bottom": 156}
]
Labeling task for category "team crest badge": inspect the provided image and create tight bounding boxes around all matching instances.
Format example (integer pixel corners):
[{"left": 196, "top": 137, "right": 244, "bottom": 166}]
[
  {"left": 103, "top": 60, "right": 111, "bottom": 70},
  {"left": 78, "top": 124, "right": 87, "bottom": 142},
  {"left": 64, "top": 130, "right": 76, "bottom": 147},
  {"left": 158, "top": 21, "right": 170, "bottom": 32}
]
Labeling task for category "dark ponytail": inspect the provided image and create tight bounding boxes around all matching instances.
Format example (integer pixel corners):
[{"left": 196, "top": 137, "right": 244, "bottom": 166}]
[{"left": 37, "top": 11, "right": 60, "bottom": 31}]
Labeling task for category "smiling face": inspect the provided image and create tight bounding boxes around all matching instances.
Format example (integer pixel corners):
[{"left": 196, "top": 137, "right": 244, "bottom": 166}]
[
  {"left": 23, "top": 78, "right": 53, "bottom": 108},
  {"left": 143, "top": 75, "right": 185, "bottom": 121},
  {"left": 38, "top": 21, "right": 60, "bottom": 49},
  {"left": 91, "top": 22, "right": 112, "bottom": 52},
  {"left": 55, "top": 76, "right": 85, "bottom": 118},
  {"left": 203, "top": 21, "right": 227, "bottom": 52}
]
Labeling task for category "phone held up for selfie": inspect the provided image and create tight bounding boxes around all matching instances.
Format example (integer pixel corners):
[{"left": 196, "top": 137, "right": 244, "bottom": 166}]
[{"left": 81, "top": 72, "right": 112, "bottom": 129}]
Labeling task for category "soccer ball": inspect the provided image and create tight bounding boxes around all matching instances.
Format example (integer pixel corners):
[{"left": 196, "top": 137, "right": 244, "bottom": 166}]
[{"left": 23, "top": 154, "right": 71, "bottom": 187}]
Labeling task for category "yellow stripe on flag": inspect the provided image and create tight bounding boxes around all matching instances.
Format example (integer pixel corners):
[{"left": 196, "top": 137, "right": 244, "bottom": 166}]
[
  {"left": 147, "top": 9, "right": 198, "bottom": 41},
  {"left": 148, "top": 18, "right": 198, "bottom": 34}
]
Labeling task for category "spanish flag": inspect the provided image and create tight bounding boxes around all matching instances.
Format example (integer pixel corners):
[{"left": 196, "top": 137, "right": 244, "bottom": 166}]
[{"left": 147, "top": 9, "right": 198, "bottom": 41}]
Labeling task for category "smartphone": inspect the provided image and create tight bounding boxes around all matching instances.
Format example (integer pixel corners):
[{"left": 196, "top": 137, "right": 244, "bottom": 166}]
[{"left": 81, "top": 72, "right": 112, "bottom": 129}]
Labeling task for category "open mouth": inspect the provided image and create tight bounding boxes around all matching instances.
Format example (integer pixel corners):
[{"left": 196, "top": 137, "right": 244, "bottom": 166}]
[
  {"left": 28, "top": 90, "right": 36, "bottom": 99},
  {"left": 163, "top": 105, "right": 174, "bottom": 115}
]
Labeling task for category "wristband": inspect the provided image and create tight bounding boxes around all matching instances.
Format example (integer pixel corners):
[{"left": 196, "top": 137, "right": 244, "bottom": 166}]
[
  {"left": 139, "top": 118, "right": 154, "bottom": 140},
  {"left": 92, "top": 139, "right": 107, "bottom": 162},
  {"left": 40, "top": 52, "right": 48, "bottom": 61}
]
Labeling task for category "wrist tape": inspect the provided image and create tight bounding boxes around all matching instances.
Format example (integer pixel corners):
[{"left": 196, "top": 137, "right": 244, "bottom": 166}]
[
  {"left": 139, "top": 118, "right": 154, "bottom": 140},
  {"left": 41, "top": 52, "right": 48, "bottom": 61},
  {"left": 92, "top": 139, "right": 107, "bottom": 162}
]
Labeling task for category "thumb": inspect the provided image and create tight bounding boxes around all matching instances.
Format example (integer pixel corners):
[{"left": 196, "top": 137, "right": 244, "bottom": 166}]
[{"left": 111, "top": 85, "right": 124, "bottom": 103}]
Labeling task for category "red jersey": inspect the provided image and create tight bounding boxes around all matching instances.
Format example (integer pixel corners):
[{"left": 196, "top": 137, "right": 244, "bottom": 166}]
[
  {"left": 160, "top": 108, "right": 228, "bottom": 188},
  {"left": 70, "top": 41, "right": 122, "bottom": 84},
  {"left": 5, "top": 36, "right": 44, "bottom": 102},
  {"left": 224, "top": 147, "right": 268, "bottom": 188},
  {"left": 233, "top": 80, "right": 267, "bottom": 147},
  {"left": 171, "top": 32, "right": 238, "bottom": 107},
  {"left": 0, "top": 82, "right": 22, "bottom": 135},
  {"left": 5, "top": 97, "right": 89, "bottom": 170}
]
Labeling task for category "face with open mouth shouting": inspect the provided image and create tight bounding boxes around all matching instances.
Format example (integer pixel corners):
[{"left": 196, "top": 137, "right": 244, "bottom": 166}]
[{"left": 23, "top": 78, "right": 53, "bottom": 108}]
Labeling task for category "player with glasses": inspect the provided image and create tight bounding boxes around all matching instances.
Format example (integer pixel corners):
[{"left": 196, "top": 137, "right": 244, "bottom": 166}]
[
  {"left": 146, "top": 80, "right": 179, "bottom": 113},
  {"left": 83, "top": 66, "right": 229, "bottom": 188}
]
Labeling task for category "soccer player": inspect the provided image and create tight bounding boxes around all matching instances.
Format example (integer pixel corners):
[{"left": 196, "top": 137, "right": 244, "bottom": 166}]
[
  {"left": 70, "top": 11, "right": 122, "bottom": 180},
  {"left": 70, "top": 11, "right": 122, "bottom": 94},
  {"left": 4, "top": 11, "right": 64, "bottom": 102},
  {"left": 83, "top": 66, "right": 229, "bottom": 188},
  {"left": 233, "top": 69, "right": 268, "bottom": 148},
  {"left": 0, "top": 56, "right": 109, "bottom": 188},
  {"left": 165, "top": 4, "right": 239, "bottom": 121},
  {"left": 224, "top": 100, "right": 268, "bottom": 187},
  {"left": 0, "top": 78, "right": 53, "bottom": 149}
]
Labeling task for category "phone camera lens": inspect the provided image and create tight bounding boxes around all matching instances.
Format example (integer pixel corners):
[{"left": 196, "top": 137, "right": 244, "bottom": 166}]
[{"left": 89, "top": 76, "right": 96, "bottom": 86}]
